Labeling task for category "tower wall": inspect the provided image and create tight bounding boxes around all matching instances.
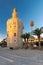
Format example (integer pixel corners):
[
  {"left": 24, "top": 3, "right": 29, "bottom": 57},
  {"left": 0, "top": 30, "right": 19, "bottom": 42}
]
[{"left": 7, "top": 8, "right": 23, "bottom": 48}]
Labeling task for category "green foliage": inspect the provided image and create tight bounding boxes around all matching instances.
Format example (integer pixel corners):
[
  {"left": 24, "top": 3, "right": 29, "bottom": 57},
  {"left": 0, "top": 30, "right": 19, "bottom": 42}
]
[
  {"left": 33, "top": 28, "right": 43, "bottom": 38},
  {"left": 33, "top": 27, "right": 43, "bottom": 49},
  {"left": 21, "top": 33, "right": 30, "bottom": 40},
  {"left": 25, "top": 33, "right": 30, "bottom": 39},
  {"left": 21, "top": 34, "right": 26, "bottom": 39}
]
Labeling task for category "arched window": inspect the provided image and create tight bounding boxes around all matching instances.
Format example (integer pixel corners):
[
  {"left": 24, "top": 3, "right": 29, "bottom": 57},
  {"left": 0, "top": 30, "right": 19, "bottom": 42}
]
[{"left": 14, "top": 33, "right": 16, "bottom": 36}]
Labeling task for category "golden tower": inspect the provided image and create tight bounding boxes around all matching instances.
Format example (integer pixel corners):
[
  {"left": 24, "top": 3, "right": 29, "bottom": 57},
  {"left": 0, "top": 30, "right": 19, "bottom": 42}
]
[{"left": 7, "top": 8, "right": 24, "bottom": 48}]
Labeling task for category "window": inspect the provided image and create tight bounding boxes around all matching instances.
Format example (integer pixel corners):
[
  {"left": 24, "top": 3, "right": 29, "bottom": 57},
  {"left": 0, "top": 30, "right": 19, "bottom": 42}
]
[
  {"left": 14, "top": 33, "right": 16, "bottom": 36},
  {"left": 14, "top": 25, "right": 16, "bottom": 27},
  {"left": 14, "top": 40, "right": 16, "bottom": 42}
]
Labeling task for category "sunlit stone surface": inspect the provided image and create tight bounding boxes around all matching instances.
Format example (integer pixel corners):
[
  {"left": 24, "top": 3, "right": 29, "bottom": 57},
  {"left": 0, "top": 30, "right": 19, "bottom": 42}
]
[{"left": 7, "top": 8, "right": 24, "bottom": 48}]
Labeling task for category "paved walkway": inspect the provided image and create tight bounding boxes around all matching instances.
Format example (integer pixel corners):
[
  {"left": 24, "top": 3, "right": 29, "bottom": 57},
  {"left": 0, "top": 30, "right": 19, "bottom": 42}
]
[{"left": 0, "top": 47, "right": 43, "bottom": 65}]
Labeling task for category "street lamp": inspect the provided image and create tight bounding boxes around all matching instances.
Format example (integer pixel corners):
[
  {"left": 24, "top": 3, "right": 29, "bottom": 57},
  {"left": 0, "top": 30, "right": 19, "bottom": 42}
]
[{"left": 30, "top": 21, "right": 34, "bottom": 48}]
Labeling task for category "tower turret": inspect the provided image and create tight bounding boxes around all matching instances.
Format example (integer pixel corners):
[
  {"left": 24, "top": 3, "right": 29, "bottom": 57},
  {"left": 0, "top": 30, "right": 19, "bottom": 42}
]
[{"left": 12, "top": 8, "right": 17, "bottom": 18}]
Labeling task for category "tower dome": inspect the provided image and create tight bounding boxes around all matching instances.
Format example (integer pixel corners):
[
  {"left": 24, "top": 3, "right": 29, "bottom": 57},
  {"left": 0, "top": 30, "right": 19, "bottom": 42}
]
[{"left": 12, "top": 8, "right": 17, "bottom": 18}]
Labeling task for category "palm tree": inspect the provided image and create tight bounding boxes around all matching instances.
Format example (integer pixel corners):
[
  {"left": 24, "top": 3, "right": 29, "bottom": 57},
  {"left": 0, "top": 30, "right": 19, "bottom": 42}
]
[
  {"left": 21, "top": 34, "right": 26, "bottom": 43},
  {"left": 25, "top": 33, "right": 30, "bottom": 43},
  {"left": 21, "top": 33, "right": 30, "bottom": 49},
  {"left": 33, "top": 27, "right": 43, "bottom": 49}
]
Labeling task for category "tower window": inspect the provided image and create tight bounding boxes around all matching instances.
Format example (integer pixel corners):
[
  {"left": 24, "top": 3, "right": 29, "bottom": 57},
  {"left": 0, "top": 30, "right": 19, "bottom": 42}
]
[
  {"left": 14, "top": 25, "right": 16, "bottom": 27},
  {"left": 14, "top": 33, "right": 16, "bottom": 36},
  {"left": 14, "top": 40, "right": 16, "bottom": 42}
]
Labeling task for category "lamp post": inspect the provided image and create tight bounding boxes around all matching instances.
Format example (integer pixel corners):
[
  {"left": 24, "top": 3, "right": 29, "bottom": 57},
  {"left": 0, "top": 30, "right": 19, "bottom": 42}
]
[{"left": 30, "top": 21, "right": 34, "bottom": 48}]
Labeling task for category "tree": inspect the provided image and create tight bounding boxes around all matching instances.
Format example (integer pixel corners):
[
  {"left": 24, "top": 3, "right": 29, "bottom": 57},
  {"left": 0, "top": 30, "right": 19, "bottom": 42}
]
[
  {"left": 21, "top": 34, "right": 26, "bottom": 43},
  {"left": 30, "top": 21, "right": 34, "bottom": 27},
  {"left": 25, "top": 33, "right": 30, "bottom": 43},
  {"left": 33, "top": 27, "right": 43, "bottom": 49},
  {"left": 30, "top": 21, "right": 34, "bottom": 35},
  {"left": 21, "top": 33, "right": 30, "bottom": 49}
]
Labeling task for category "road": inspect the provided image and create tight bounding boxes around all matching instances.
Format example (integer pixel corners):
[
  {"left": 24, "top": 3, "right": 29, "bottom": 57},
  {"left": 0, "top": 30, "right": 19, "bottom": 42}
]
[{"left": 0, "top": 47, "right": 43, "bottom": 65}]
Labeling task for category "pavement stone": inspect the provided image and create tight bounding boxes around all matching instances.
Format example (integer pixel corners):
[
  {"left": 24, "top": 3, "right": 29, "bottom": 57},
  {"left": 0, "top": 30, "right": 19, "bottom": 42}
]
[{"left": 0, "top": 47, "right": 43, "bottom": 65}]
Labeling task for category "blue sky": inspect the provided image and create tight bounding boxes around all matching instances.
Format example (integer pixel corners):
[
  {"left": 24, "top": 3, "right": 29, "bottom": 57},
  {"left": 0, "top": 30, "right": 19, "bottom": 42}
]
[{"left": 0, "top": 0, "right": 43, "bottom": 41}]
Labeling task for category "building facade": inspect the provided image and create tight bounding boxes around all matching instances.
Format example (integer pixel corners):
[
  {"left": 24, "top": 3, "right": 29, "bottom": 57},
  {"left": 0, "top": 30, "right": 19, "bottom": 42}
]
[{"left": 7, "top": 8, "right": 24, "bottom": 48}]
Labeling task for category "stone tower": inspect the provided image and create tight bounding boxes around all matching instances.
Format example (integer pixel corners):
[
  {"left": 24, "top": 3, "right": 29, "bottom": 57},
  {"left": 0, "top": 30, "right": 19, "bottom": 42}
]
[{"left": 7, "top": 8, "right": 24, "bottom": 48}]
